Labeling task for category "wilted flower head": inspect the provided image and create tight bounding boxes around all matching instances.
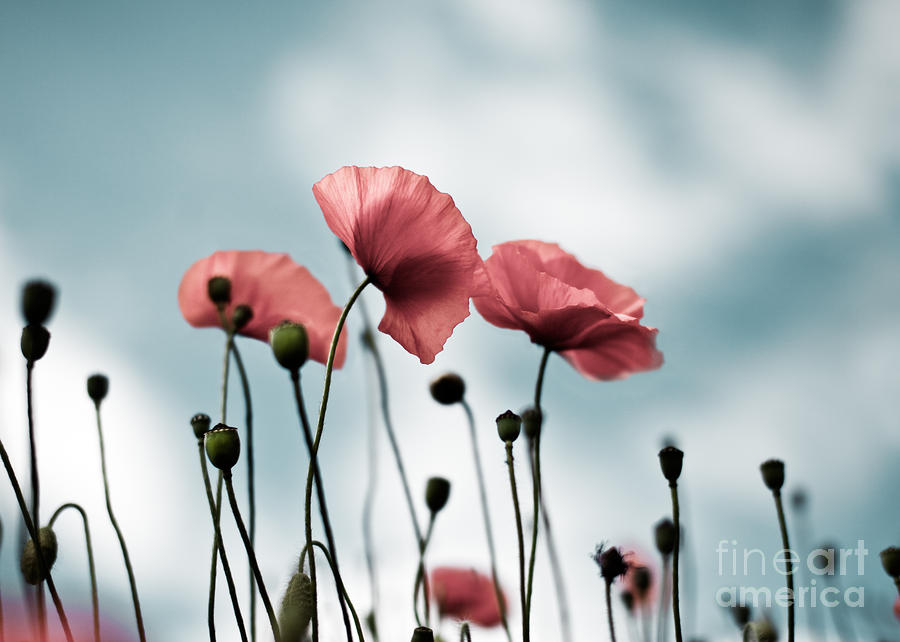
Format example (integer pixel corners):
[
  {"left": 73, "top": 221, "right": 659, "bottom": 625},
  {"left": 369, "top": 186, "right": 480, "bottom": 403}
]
[
  {"left": 473, "top": 240, "right": 662, "bottom": 380},
  {"left": 593, "top": 544, "right": 629, "bottom": 583},
  {"left": 313, "top": 166, "right": 486, "bottom": 364},
  {"left": 178, "top": 250, "right": 346, "bottom": 367},
  {"left": 429, "top": 567, "right": 505, "bottom": 628}
]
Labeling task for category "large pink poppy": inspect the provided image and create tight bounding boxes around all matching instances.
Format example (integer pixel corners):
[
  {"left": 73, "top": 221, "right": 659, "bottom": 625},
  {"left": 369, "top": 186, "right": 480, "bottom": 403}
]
[
  {"left": 430, "top": 567, "right": 506, "bottom": 628},
  {"left": 313, "top": 166, "right": 484, "bottom": 364},
  {"left": 178, "top": 250, "right": 346, "bottom": 367},
  {"left": 473, "top": 240, "right": 662, "bottom": 380}
]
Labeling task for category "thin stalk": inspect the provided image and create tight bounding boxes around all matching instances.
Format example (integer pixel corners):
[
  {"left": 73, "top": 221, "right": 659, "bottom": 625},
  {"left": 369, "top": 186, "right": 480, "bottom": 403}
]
[
  {"left": 48, "top": 503, "right": 100, "bottom": 642},
  {"left": 460, "top": 400, "right": 511, "bottom": 642},
  {"left": 224, "top": 472, "right": 280, "bottom": 642},
  {"left": 0, "top": 435, "right": 73, "bottom": 642},
  {"left": 306, "top": 276, "right": 371, "bottom": 642},
  {"left": 94, "top": 402, "right": 146, "bottom": 642},
  {"left": 198, "top": 442, "right": 248, "bottom": 642},
  {"left": 413, "top": 514, "right": 436, "bottom": 626},
  {"left": 773, "top": 492, "right": 794, "bottom": 642},
  {"left": 505, "top": 441, "right": 528, "bottom": 642},
  {"left": 605, "top": 580, "right": 617, "bottom": 642},
  {"left": 669, "top": 484, "right": 682, "bottom": 642},
  {"left": 459, "top": 623, "right": 471, "bottom": 642},
  {"left": 230, "top": 341, "right": 258, "bottom": 642},
  {"left": 291, "top": 372, "right": 353, "bottom": 641},
  {"left": 301, "top": 540, "right": 366, "bottom": 642},
  {"left": 656, "top": 556, "right": 670, "bottom": 642},
  {"left": 26, "top": 363, "right": 46, "bottom": 642},
  {"left": 0, "top": 516, "right": 5, "bottom": 642}
]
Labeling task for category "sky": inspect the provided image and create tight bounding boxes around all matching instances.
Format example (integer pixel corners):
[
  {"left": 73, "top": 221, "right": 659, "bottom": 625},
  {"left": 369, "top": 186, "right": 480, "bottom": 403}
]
[{"left": 1, "top": 1, "right": 899, "bottom": 640}]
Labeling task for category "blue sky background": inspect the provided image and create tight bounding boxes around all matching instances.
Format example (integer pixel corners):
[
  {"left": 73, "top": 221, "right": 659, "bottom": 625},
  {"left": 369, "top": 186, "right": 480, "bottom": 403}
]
[{"left": 1, "top": 1, "right": 899, "bottom": 640}]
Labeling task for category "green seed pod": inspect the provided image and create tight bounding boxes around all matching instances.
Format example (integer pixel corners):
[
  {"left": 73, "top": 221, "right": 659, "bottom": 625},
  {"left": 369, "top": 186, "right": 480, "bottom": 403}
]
[
  {"left": 760, "top": 459, "right": 785, "bottom": 492},
  {"left": 207, "top": 276, "right": 232, "bottom": 305},
  {"left": 743, "top": 619, "right": 778, "bottom": 642},
  {"left": 425, "top": 477, "right": 451, "bottom": 514},
  {"left": 411, "top": 627, "right": 435, "bottom": 642},
  {"left": 429, "top": 373, "right": 465, "bottom": 405},
  {"left": 205, "top": 424, "right": 241, "bottom": 470},
  {"left": 880, "top": 546, "right": 900, "bottom": 578},
  {"left": 191, "top": 413, "right": 211, "bottom": 439},
  {"left": 86, "top": 373, "right": 109, "bottom": 404},
  {"left": 270, "top": 322, "right": 309, "bottom": 372},
  {"left": 22, "top": 280, "right": 56, "bottom": 326},
  {"left": 21, "top": 526, "right": 58, "bottom": 585},
  {"left": 279, "top": 571, "right": 314, "bottom": 642},
  {"left": 655, "top": 518, "right": 676, "bottom": 556},
  {"left": 658, "top": 446, "right": 684, "bottom": 484},
  {"left": 21, "top": 325, "right": 50, "bottom": 362},
  {"left": 496, "top": 410, "right": 521, "bottom": 443},
  {"left": 231, "top": 304, "right": 253, "bottom": 331},
  {"left": 521, "top": 407, "right": 542, "bottom": 440}
]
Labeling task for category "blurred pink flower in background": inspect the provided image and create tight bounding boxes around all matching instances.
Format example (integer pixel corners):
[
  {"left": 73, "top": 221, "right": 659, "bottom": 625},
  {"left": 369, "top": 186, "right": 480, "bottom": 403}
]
[
  {"left": 894, "top": 596, "right": 900, "bottom": 621},
  {"left": 622, "top": 548, "right": 657, "bottom": 609},
  {"left": 473, "top": 240, "right": 663, "bottom": 380},
  {"left": 2, "top": 602, "right": 137, "bottom": 642},
  {"left": 430, "top": 566, "right": 506, "bottom": 628},
  {"left": 178, "top": 249, "right": 346, "bottom": 367},
  {"left": 313, "top": 165, "right": 485, "bottom": 364}
]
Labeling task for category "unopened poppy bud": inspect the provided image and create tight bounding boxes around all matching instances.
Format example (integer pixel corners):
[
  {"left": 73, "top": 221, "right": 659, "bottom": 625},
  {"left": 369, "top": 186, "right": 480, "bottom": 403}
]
[
  {"left": 633, "top": 566, "right": 651, "bottom": 597},
  {"left": 86, "top": 374, "right": 109, "bottom": 405},
  {"left": 743, "top": 619, "right": 778, "bottom": 642},
  {"left": 658, "top": 446, "right": 684, "bottom": 484},
  {"left": 790, "top": 489, "right": 807, "bottom": 511},
  {"left": 732, "top": 605, "right": 751, "bottom": 626},
  {"left": 205, "top": 424, "right": 240, "bottom": 470},
  {"left": 270, "top": 322, "right": 309, "bottom": 372},
  {"left": 21, "top": 325, "right": 50, "bottom": 362},
  {"left": 593, "top": 544, "right": 628, "bottom": 582},
  {"left": 22, "top": 280, "right": 56, "bottom": 325},
  {"left": 425, "top": 477, "right": 451, "bottom": 514},
  {"left": 21, "top": 526, "right": 58, "bottom": 585},
  {"left": 496, "top": 410, "right": 521, "bottom": 442},
  {"left": 279, "top": 570, "right": 314, "bottom": 640},
  {"left": 880, "top": 547, "right": 900, "bottom": 578},
  {"left": 411, "top": 627, "right": 434, "bottom": 642},
  {"left": 207, "top": 276, "right": 232, "bottom": 305},
  {"left": 231, "top": 304, "right": 253, "bottom": 331},
  {"left": 621, "top": 590, "right": 634, "bottom": 613},
  {"left": 191, "top": 413, "right": 211, "bottom": 439},
  {"left": 522, "top": 407, "right": 542, "bottom": 440},
  {"left": 429, "top": 373, "right": 465, "bottom": 405},
  {"left": 760, "top": 459, "right": 785, "bottom": 492},
  {"left": 655, "top": 518, "right": 676, "bottom": 556}
]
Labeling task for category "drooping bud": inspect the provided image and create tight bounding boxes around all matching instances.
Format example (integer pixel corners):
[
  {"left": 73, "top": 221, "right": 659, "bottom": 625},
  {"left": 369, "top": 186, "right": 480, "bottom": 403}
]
[
  {"left": 205, "top": 424, "right": 241, "bottom": 470},
  {"left": 191, "top": 413, "right": 211, "bottom": 439},
  {"left": 21, "top": 325, "right": 50, "bottom": 362},
  {"left": 632, "top": 566, "right": 652, "bottom": 599},
  {"left": 207, "top": 276, "right": 232, "bottom": 305},
  {"left": 658, "top": 446, "right": 684, "bottom": 484},
  {"left": 22, "top": 280, "right": 56, "bottom": 326},
  {"left": 429, "top": 373, "right": 465, "bottom": 405},
  {"left": 521, "top": 407, "right": 542, "bottom": 440},
  {"left": 880, "top": 547, "right": 900, "bottom": 578},
  {"left": 231, "top": 304, "right": 253, "bottom": 331},
  {"left": 496, "top": 410, "right": 521, "bottom": 442},
  {"left": 279, "top": 570, "right": 314, "bottom": 641},
  {"left": 270, "top": 322, "right": 309, "bottom": 372},
  {"left": 86, "top": 374, "right": 109, "bottom": 405},
  {"left": 655, "top": 518, "right": 676, "bottom": 556},
  {"left": 760, "top": 459, "right": 785, "bottom": 493},
  {"left": 411, "top": 627, "right": 434, "bottom": 642},
  {"left": 593, "top": 544, "right": 628, "bottom": 583},
  {"left": 425, "top": 477, "right": 451, "bottom": 514},
  {"left": 621, "top": 590, "right": 634, "bottom": 613},
  {"left": 21, "top": 526, "right": 58, "bottom": 585},
  {"left": 743, "top": 619, "right": 778, "bottom": 642}
]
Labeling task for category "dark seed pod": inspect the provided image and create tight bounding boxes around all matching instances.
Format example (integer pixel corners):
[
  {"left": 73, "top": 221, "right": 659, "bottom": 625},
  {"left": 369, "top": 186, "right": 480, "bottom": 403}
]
[
  {"left": 880, "top": 546, "right": 900, "bottom": 578},
  {"left": 207, "top": 276, "right": 232, "bottom": 305},
  {"left": 429, "top": 373, "right": 465, "bottom": 405},
  {"left": 231, "top": 304, "right": 253, "bottom": 331},
  {"left": 425, "top": 477, "right": 451, "bottom": 514},
  {"left": 593, "top": 544, "right": 628, "bottom": 583},
  {"left": 21, "top": 325, "right": 50, "bottom": 362},
  {"left": 496, "top": 410, "right": 521, "bottom": 443},
  {"left": 760, "top": 459, "right": 785, "bottom": 492},
  {"left": 191, "top": 413, "right": 211, "bottom": 439},
  {"left": 658, "top": 446, "right": 684, "bottom": 484},
  {"left": 279, "top": 571, "right": 314, "bottom": 642},
  {"left": 411, "top": 627, "right": 435, "bottom": 642},
  {"left": 205, "top": 424, "right": 241, "bottom": 470},
  {"left": 86, "top": 373, "right": 109, "bottom": 404},
  {"left": 22, "top": 280, "right": 56, "bottom": 325},
  {"left": 21, "top": 526, "right": 58, "bottom": 585},
  {"left": 655, "top": 518, "right": 676, "bottom": 556},
  {"left": 743, "top": 619, "right": 778, "bottom": 642},
  {"left": 521, "top": 407, "right": 542, "bottom": 440}
]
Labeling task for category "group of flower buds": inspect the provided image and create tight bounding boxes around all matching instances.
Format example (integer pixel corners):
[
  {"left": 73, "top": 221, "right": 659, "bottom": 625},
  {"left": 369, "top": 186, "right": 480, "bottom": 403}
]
[{"left": 20, "top": 280, "right": 55, "bottom": 363}]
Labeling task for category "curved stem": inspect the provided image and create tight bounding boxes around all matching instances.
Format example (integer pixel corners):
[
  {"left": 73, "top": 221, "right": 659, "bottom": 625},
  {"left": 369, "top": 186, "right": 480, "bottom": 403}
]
[
  {"left": 199, "top": 443, "right": 247, "bottom": 642},
  {"left": 656, "top": 556, "right": 670, "bottom": 642},
  {"left": 291, "top": 372, "right": 352, "bottom": 641},
  {"left": 224, "top": 472, "right": 280, "bottom": 642},
  {"left": 773, "top": 492, "right": 794, "bottom": 642},
  {"left": 0, "top": 435, "right": 73, "bottom": 642},
  {"left": 230, "top": 341, "right": 258, "bottom": 642},
  {"left": 505, "top": 441, "right": 528, "bottom": 642},
  {"left": 413, "top": 514, "right": 436, "bottom": 626},
  {"left": 459, "top": 623, "right": 471, "bottom": 642},
  {"left": 301, "top": 540, "right": 366, "bottom": 642},
  {"left": 94, "top": 403, "right": 146, "bottom": 642},
  {"left": 460, "top": 400, "right": 511, "bottom": 642},
  {"left": 669, "top": 484, "right": 682, "bottom": 642},
  {"left": 26, "top": 363, "right": 46, "bottom": 642},
  {"left": 49, "top": 503, "right": 100, "bottom": 642},
  {"left": 605, "top": 580, "right": 617, "bottom": 642}
]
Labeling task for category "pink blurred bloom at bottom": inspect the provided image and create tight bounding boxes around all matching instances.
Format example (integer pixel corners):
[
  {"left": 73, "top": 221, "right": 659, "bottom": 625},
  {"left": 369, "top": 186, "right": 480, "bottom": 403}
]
[
  {"left": 622, "top": 548, "right": 657, "bottom": 610},
  {"left": 894, "top": 596, "right": 900, "bottom": 621},
  {"left": 430, "top": 566, "right": 506, "bottom": 628},
  {"left": 3, "top": 602, "right": 138, "bottom": 641}
]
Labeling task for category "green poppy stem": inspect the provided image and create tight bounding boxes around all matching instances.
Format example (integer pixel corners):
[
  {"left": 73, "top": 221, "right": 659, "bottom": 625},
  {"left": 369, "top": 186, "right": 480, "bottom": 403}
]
[
  {"left": 93, "top": 402, "right": 146, "bottom": 642},
  {"left": 0, "top": 435, "right": 72, "bottom": 642},
  {"left": 656, "top": 555, "right": 670, "bottom": 642},
  {"left": 48, "top": 503, "right": 100, "bottom": 642},
  {"left": 669, "top": 484, "right": 683, "bottom": 642},
  {"left": 198, "top": 442, "right": 247, "bottom": 642},
  {"left": 413, "top": 514, "right": 436, "bottom": 626},
  {"left": 605, "top": 580, "right": 617, "bottom": 642},
  {"left": 772, "top": 491, "right": 794, "bottom": 642},
  {"left": 459, "top": 622, "right": 472, "bottom": 642},
  {"left": 460, "top": 399, "right": 512, "bottom": 642},
  {"left": 505, "top": 440, "right": 528, "bottom": 642},
  {"left": 25, "top": 362, "right": 46, "bottom": 642},
  {"left": 223, "top": 472, "right": 280, "bottom": 642},
  {"left": 300, "top": 540, "right": 367, "bottom": 642}
]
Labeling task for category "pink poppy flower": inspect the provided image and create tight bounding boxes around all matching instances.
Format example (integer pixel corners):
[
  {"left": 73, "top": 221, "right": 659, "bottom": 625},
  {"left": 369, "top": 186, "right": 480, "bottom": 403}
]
[
  {"left": 473, "top": 240, "right": 663, "bottom": 380},
  {"left": 312, "top": 166, "right": 484, "bottom": 364},
  {"left": 430, "top": 566, "right": 506, "bottom": 628},
  {"left": 894, "top": 596, "right": 900, "bottom": 621},
  {"left": 178, "top": 250, "right": 346, "bottom": 367},
  {"left": 622, "top": 550, "right": 656, "bottom": 609}
]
